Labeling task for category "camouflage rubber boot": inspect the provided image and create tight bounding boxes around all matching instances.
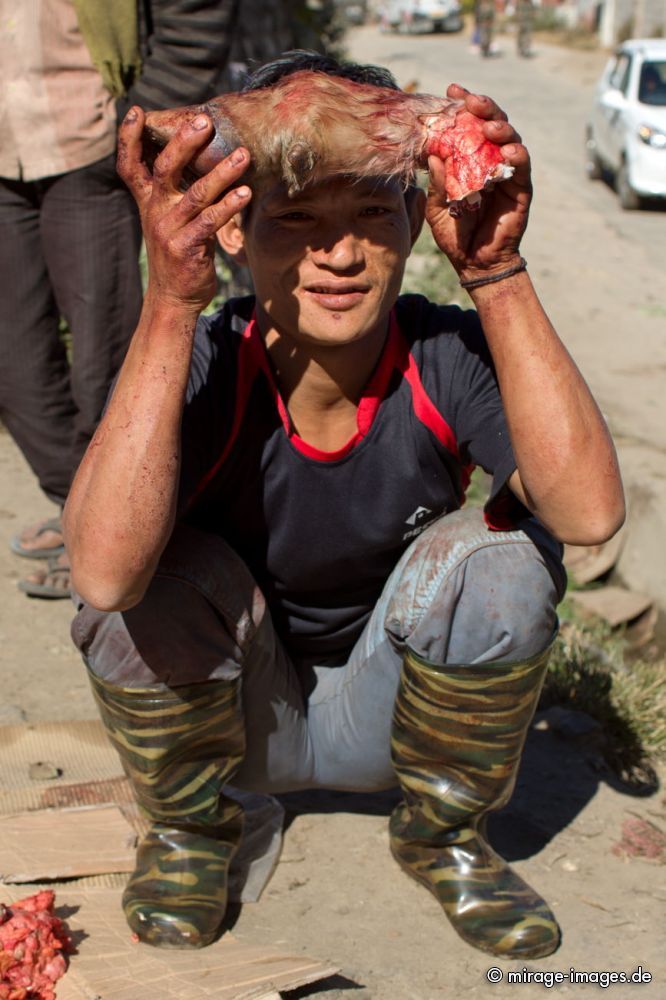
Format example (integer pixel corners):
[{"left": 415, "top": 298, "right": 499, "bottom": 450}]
[
  {"left": 389, "top": 641, "right": 560, "bottom": 959},
  {"left": 88, "top": 672, "right": 245, "bottom": 949}
]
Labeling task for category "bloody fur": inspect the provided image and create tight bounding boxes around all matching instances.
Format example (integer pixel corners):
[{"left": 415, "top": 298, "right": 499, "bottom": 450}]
[
  {"left": 0, "top": 891, "right": 71, "bottom": 1000},
  {"left": 142, "top": 70, "right": 514, "bottom": 213}
]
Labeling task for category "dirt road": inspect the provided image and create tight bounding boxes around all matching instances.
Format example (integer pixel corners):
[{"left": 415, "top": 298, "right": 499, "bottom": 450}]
[{"left": 0, "top": 27, "right": 664, "bottom": 1000}]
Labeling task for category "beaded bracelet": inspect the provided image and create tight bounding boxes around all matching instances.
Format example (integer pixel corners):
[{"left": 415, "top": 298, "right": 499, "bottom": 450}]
[{"left": 459, "top": 257, "right": 528, "bottom": 290}]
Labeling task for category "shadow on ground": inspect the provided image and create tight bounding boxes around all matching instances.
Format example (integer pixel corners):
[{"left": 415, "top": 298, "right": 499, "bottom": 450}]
[{"left": 276, "top": 725, "right": 660, "bottom": 864}]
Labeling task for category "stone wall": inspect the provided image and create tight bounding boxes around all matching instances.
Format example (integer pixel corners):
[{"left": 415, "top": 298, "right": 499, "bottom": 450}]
[{"left": 599, "top": 0, "right": 666, "bottom": 45}]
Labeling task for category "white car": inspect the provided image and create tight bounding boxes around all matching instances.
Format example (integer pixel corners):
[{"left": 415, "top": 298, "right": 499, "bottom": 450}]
[
  {"left": 586, "top": 38, "right": 666, "bottom": 209},
  {"left": 384, "top": 0, "right": 464, "bottom": 34}
]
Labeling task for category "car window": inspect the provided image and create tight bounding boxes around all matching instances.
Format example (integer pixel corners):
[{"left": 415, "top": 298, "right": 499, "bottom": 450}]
[
  {"left": 609, "top": 53, "right": 632, "bottom": 94},
  {"left": 638, "top": 60, "right": 666, "bottom": 106}
]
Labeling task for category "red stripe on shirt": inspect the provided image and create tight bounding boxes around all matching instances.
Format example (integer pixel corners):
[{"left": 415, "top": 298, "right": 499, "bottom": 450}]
[
  {"left": 189, "top": 308, "right": 472, "bottom": 495},
  {"left": 393, "top": 323, "right": 474, "bottom": 501},
  {"left": 185, "top": 316, "right": 259, "bottom": 508}
]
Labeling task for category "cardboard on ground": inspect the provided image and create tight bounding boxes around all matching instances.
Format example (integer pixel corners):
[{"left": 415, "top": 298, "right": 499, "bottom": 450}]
[
  {"left": 0, "top": 720, "right": 340, "bottom": 998},
  {"left": 0, "top": 804, "right": 136, "bottom": 882},
  {"left": 0, "top": 884, "right": 339, "bottom": 1000}
]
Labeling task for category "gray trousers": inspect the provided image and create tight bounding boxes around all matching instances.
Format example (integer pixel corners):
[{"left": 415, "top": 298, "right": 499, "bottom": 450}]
[
  {"left": 71, "top": 508, "right": 565, "bottom": 795},
  {"left": 0, "top": 154, "right": 143, "bottom": 505}
]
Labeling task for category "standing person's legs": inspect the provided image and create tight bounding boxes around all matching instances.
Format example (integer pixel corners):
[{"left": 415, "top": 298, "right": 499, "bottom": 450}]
[
  {"left": 0, "top": 177, "right": 76, "bottom": 506},
  {"left": 15, "top": 155, "right": 143, "bottom": 597},
  {"left": 41, "top": 152, "right": 143, "bottom": 473}
]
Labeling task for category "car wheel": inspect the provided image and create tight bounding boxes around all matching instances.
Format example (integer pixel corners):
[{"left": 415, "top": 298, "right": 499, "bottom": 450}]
[
  {"left": 616, "top": 159, "right": 642, "bottom": 211},
  {"left": 584, "top": 127, "right": 603, "bottom": 181}
]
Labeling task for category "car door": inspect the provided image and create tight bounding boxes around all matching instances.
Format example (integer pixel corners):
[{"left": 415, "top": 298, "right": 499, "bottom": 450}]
[
  {"left": 591, "top": 56, "right": 617, "bottom": 164},
  {"left": 598, "top": 52, "right": 632, "bottom": 170}
]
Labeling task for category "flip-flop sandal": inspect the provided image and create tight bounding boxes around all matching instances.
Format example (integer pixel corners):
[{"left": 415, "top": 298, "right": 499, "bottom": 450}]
[
  {"left": 18, "top": 555, "right": 71, "bottom": 599},
  {"left": 10, "top": 516, "right": 65, "bottom": 560}
]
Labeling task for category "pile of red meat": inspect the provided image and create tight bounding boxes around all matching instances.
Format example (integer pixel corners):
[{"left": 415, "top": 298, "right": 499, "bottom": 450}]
[{"left": 0, "top": 891, "right": 70, "bottom": 1000}]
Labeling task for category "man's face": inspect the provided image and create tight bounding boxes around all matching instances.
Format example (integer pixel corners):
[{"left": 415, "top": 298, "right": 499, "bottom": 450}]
[{"left": 237, "top": 174, "right": 420, "bottom": 348}]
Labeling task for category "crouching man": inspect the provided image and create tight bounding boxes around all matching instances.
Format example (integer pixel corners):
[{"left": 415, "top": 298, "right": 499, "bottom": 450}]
[{"left": 63, "top": 52, "right": 624, "bottom": 958}]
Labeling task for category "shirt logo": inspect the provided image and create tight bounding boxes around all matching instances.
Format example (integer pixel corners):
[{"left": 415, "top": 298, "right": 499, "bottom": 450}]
[{"left": 402, "top": 506, "right": 437, "bottom": 541}]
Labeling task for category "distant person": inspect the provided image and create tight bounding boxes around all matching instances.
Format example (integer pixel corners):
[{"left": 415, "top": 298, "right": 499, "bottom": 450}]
[
  {"left": 469, "top": 14, "right": 481, "bottom": 53},
  {"left": 516, "top": 0, "right": 534, "bottom": 58},
  {"left": 475, "top": 0, "right": 496, "bottom": 58},
  {"left": 0, "top": 0, "right": 240, "bottom": 599}
]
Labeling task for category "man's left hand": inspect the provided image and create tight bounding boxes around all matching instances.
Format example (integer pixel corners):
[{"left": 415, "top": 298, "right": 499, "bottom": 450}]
[{"left": 426, "top": 85, "right": 532, "bottom": 284}]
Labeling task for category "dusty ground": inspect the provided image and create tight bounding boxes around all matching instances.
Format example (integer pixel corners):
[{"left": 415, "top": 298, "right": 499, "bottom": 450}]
[{"left": 1, "top": 27, "right": 665, "bottom": 1000}]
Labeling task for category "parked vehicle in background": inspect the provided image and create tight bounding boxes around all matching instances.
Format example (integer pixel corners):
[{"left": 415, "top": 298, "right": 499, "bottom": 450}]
[
  {"left": 334, "top": 0, "right": 368, "bottom": 26},
  {"left": 384, "top": 0, "right": 464, "bottom": 34},
  {"left": 585, "top": 38, "right": 666, "bottom": 209}
]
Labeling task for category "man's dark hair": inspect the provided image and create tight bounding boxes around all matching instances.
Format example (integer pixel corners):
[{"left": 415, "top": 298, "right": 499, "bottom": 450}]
[{"left": 241, "top": 49, "right": 401, "bottom": 93}]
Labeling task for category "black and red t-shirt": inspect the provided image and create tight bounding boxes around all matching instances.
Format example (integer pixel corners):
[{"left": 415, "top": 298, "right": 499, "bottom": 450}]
[{"left": 179, "top": 294, "right": 524, "bottom": 660}]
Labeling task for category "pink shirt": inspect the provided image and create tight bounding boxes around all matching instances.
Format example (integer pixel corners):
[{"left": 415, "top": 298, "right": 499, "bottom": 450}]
[{"left": 0, "top": 0, "right": 117, "bottom": 180}]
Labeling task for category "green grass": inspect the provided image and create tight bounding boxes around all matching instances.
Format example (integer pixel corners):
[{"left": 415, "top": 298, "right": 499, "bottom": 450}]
[
  {"left": 457, "top": 458, "right": 665, "bottom": 783},
  {"left": 543, "top": 601, "right": 665, "bottom": 787},
  {"left": 465, "top": 466, "right": 492, "bottom": 508},
  {"left": 401, "top": 227, "right": 465, "bottom": 305}
]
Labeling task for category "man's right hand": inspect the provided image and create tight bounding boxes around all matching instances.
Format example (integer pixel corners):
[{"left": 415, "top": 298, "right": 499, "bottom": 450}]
[{"left": 117, "top": 107, "right": 252, "bottom": 313}]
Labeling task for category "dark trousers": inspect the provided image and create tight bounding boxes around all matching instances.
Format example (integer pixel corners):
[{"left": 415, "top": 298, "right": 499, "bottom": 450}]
[{"left": 0, "top": 153, "right": 143, "bottom": 505}]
